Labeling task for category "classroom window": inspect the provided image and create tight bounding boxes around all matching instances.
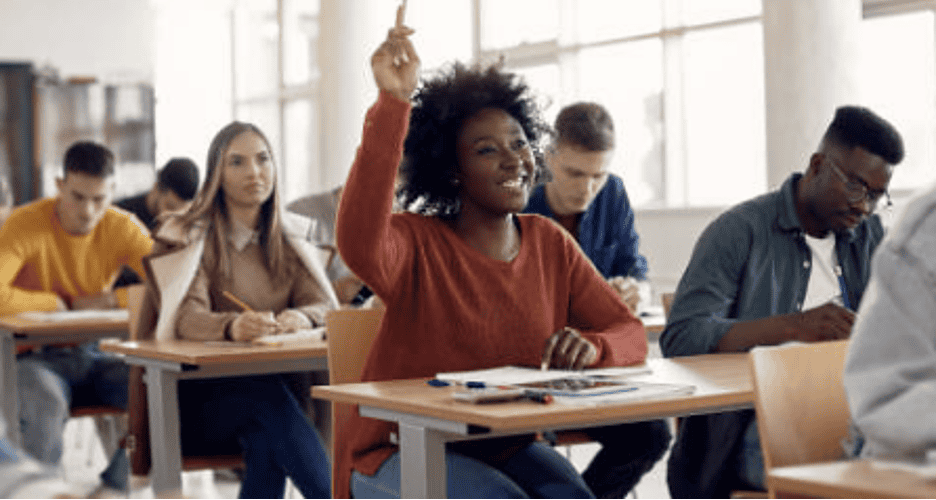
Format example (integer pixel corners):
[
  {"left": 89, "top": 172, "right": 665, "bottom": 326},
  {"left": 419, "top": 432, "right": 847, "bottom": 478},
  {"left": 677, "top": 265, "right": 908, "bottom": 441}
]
[
  {"left": 230, "top": 0, "right": 320, "bottom": 203},
  {"left": 478, "top": 0, "right": 765, "bottom": 209},
  {"left": 858, "top": 8, "right": 936, "bottom": 193}
]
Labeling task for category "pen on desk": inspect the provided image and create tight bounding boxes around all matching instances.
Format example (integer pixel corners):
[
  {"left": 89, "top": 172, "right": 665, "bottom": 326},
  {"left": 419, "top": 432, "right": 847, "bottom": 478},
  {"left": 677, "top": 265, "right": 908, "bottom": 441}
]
[
  {"left": 223, "top": 291, "right": 253, "bottom": 312},
  {"left": 523, "top": 390, "right": 553, "bottom": 404}
]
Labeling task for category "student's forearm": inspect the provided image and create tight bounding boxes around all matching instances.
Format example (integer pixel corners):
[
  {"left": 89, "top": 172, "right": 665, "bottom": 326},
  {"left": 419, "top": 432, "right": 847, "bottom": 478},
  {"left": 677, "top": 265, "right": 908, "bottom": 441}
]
[{"left": 714, "top": 313, "right": 800, "bottom": 353}]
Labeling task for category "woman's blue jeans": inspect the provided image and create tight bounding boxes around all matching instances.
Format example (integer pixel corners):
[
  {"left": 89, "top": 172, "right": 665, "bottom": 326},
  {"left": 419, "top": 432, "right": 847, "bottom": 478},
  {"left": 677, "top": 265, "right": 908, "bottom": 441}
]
[
  {"left": 351, "top": 441, "right": 594, "bottom": 498},
  {"left": 178, "top": 374, "right": 330, "bottom": 498}
]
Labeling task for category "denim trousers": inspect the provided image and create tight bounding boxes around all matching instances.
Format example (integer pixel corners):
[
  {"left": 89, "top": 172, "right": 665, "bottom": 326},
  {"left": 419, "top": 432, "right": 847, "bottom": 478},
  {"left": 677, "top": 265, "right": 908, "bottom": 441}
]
[
  {"left": 580, "top": 419, "right": 673, "bottom": 499},
  {"left": 351, "top": 441, "right": 595, "bottom": 498},
  {"left": 177, "top": 374, "right": 330, "bottom": 499},
  {"left": 735, "top": 420, "right": 765, "bottom": 490},
  {"left": 17, "top": 342, "right": 128, "bottom": 464}
]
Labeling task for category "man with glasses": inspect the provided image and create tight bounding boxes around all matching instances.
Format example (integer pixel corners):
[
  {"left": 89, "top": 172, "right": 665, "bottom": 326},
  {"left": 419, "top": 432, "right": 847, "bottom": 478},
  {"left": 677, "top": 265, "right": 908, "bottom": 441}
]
[{"left": 660, "top": 106, "right": 904, "bottom": 498}]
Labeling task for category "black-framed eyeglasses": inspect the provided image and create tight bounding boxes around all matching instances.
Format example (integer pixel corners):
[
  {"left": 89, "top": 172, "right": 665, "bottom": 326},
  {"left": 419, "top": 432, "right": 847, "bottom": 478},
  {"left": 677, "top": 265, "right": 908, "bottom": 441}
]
[{"left": 825, "top": 156, "right": 892, "bottom": 209}]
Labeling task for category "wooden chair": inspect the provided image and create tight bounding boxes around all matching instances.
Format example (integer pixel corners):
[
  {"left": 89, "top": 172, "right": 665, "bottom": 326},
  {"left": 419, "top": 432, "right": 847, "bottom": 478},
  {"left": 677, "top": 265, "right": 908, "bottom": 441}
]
[
  {"left": 325, "top": 307, "right": 386, "bottom": 495},
  {"left": 749, "top": 340, "right": 851, "bottom": 498},
  {"left": 661, "top": 292, "right": 675, "bottom": 318},
  {"left": 125, "top": 284, "right": 242, "bottom": 477}
]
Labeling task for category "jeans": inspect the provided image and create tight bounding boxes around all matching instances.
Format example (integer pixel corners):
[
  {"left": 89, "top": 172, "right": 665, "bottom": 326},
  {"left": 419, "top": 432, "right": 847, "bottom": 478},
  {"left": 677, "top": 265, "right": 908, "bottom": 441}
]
[
  {"left": 580, "top": 419, "right": 673, "bottom": 499},
  {"left": 735, "top": 420, "right": 765, "bottom": 490},
  {"left": 178, "top": 374, "right": 330, "bottom": 499},
  {"left": 351, "top": 441, "right": 594, "bottom": 498},
  {"left": 17, "top": 343, "right": 128, "bottom": 464}
]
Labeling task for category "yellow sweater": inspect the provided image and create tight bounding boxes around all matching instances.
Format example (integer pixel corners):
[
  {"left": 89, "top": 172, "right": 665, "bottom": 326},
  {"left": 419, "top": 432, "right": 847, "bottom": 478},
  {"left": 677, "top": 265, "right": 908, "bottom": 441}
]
[{"left": 0, "top": 197, "right": 153, "bottom": 316}]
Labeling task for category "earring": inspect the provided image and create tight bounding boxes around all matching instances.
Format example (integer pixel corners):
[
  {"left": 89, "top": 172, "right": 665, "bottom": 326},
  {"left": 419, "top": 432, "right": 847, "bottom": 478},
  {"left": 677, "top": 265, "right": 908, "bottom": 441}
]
[{"left": 450, "top": 178, "right": 460, "bottom": 186}]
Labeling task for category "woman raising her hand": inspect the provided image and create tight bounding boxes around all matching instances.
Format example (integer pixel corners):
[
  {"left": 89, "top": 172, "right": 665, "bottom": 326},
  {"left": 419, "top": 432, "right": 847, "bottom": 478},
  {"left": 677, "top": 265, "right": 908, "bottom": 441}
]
[{"left": 334, "top": 11, "right": 647, "bottom": 499}]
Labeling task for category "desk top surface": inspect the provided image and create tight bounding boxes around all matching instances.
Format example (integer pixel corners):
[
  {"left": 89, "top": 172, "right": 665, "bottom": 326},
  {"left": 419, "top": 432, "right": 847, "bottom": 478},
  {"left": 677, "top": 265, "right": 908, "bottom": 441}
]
[
  {"left": 769, "top": 459, "right": 936, "bottom": 499},
  {"left": 313, "top": 353, "right": 752, "bottom": 432},
  {"left": 0, "top": 313, "right": 128, "bottom": 336},
  {"left": 99, "top": 338, "right": 328, "bottom": 366}
]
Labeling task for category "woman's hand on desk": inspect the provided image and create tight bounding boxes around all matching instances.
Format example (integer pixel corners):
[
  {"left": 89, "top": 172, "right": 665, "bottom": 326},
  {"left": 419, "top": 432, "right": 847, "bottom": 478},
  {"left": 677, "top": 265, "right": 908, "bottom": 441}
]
[
  {"left": 229, "top": 311, "right": 278, "bottom": 342},
  {"left": 275, "top": 309, "right": 313, "bottom": 333},
  {"left": 542, "top": 327, "right": 598, "bottom": 370}
]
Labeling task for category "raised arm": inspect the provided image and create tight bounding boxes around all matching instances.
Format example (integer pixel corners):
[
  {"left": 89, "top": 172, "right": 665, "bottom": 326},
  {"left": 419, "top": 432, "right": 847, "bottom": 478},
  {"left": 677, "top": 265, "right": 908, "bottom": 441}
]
[{"left": 336, "top": 18, "right": 420, "bottom": 299}]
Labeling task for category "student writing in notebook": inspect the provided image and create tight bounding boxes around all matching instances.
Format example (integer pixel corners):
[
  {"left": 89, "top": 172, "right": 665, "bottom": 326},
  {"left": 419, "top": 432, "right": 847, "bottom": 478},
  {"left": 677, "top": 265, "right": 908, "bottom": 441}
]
[
  {"left": 133, "top": 121, "right": 338, "bottom": 498},
  {"left": 333, "top": 12, "right": 646, "bottom": 499},
  {"left": 660, "top": 106, "right": 904, "bottom": 497},
  {"left": 0, "top": 142, "right": 153, "bottom": 492}
]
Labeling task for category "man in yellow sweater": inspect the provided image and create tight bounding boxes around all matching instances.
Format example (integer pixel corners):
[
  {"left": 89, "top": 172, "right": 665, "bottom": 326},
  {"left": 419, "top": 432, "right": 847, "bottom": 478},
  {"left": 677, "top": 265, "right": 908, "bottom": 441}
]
[{"left": 0, "top": 142, "right": 152, "bottom": 490}]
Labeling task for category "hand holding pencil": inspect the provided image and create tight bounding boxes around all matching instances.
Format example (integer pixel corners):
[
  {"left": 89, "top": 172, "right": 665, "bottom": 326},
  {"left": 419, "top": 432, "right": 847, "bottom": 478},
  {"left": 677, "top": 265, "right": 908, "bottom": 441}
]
[{"left": 223, "top": 291, "right": 278, "bottom": 342}]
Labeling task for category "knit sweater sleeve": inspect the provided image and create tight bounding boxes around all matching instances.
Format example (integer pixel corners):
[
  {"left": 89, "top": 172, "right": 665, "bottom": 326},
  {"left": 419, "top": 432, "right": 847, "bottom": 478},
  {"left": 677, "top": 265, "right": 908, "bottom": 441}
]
[
  {"left": 336, "top": 91, "right": 412, "bottom": 301},
  {"left": 562, "top": 227, "right": 648, "bottom": 367}
]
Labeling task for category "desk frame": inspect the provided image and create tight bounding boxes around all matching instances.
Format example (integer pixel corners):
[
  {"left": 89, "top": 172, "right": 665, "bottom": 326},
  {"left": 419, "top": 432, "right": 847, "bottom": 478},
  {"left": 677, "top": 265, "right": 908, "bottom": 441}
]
[
  {"left": 105, "top": 342, "right": 327, "bottom": 496},
  {"left": 315, "top": 354, "right": 753, "bottom": 498},
  {"left": 0, "top": 320, "right": 128, "bottom": 446}
]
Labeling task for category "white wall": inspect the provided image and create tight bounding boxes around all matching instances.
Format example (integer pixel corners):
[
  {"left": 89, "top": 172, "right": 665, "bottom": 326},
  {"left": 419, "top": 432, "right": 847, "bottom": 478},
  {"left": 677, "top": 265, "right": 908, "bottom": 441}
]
[
  {"left": 634, "top": 207, "right": 724, "bottom": 300},
  {"left": 0, "top": 0, "right": 154, "bottom": 82}
]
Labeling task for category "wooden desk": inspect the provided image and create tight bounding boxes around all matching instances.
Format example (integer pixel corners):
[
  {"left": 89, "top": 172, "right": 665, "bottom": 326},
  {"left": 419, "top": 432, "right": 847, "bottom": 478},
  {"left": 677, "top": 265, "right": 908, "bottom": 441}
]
[
  {"left": 769, "top": 459, "right": 936, "bottom": 498},
  {"left": 100, "top": 338, "right": 328, "bottom": 496},
  {"left": 313, "top": 353, "right": 752, "bottom": 498},
  {"left": 0, "top": 313, "right": 129, "bottom": 445}
]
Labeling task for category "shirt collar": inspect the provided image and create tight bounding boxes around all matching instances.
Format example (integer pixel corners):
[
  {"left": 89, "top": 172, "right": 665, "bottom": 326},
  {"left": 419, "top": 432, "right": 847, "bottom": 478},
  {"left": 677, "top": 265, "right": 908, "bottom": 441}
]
[{"left": 228, "top": 219, "right": 260, "bottom": 251}]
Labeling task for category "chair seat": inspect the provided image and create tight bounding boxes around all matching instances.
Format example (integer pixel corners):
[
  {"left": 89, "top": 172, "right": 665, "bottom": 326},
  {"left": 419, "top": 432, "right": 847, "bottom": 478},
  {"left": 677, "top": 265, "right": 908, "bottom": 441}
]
[
  {"left": 182, "top": 454, "right": 244, "bottom": 471},
  {"left": 70, "top": 404, "right": 125, "bottom": 417}
]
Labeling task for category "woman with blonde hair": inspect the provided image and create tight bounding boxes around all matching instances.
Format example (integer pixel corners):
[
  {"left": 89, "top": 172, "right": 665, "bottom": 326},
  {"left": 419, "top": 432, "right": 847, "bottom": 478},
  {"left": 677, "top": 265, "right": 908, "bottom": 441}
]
[{"left": 134, "top": 121, "right": 337, "bottom": 498}]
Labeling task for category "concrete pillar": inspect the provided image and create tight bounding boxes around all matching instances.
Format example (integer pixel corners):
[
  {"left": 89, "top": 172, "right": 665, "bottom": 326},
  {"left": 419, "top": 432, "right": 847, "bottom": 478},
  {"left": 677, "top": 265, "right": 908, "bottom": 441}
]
[
  {"left": 317, "top": 0, "right": 383, "bottom": 192},
  {"left": 762, "top": 0, "right": 863, "bottom": 189}
]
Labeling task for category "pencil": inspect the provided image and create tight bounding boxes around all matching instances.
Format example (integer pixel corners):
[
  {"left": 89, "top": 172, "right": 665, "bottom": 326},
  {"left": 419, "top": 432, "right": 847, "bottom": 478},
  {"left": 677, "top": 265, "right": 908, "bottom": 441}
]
[{"left": 223, "top": 291, "right": 253, "bottom": 312}]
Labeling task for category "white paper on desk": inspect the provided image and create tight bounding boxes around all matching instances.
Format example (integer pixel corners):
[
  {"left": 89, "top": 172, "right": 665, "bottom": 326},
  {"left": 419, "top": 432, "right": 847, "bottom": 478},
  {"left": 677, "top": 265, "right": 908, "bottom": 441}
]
[
  {"left": 252, "top": 326, "right": 326, "bottom": 345},
  {"left": 550, "top": 381, "right": 695, "bottom": 406},
  {"left": 17, "top": 309, "right": 129, "bottom": 323},
  {"left": 435, "top": 365, "right": 652, "bottom": 386},
  {"left": 868, "top": 458, "right": 936, "bottom": 478}
]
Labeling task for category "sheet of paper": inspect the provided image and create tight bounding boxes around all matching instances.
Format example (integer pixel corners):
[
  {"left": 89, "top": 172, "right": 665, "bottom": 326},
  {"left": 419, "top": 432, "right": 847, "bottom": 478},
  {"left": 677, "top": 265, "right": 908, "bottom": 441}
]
[
  {"left": 17, "top": 309, "right": 129, "bottom": 323},
  {"left": 435, "top": 365, "right": 651, "bottom": 386},
  {"left": 868, "top": 458, "right": 936, "bottom": 478},
  {"left": 549, "top": 382, "right": 695, "bottom": 406},
  {"left": 252, "top": 326, "right": 326, "bottom": 345}
]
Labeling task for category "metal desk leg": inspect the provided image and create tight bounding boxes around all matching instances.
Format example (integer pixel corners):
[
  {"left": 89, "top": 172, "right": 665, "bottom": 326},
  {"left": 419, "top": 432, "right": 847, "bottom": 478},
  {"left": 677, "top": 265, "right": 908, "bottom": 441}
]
[
  {"left": 0, "top": 330, "right": 18, "bottom": 445},
  {"left": 145, "top": 366, "right": 183, "bottom": 496},
  {"left": 399, "top": 422, "right": 447, "bottom": 499}
]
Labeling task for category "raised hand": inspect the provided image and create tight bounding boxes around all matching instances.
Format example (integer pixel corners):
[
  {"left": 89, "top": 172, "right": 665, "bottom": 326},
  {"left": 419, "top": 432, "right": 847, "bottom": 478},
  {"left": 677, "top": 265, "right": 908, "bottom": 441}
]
[{"left": 370, "top": 3, "right": 420, "bottom": 102}]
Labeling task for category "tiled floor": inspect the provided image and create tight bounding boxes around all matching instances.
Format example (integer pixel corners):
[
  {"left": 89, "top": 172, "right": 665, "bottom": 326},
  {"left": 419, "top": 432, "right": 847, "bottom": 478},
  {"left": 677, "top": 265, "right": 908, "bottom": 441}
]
[{"left": 58, "top": 337, "right": 672, "bottom": 499}]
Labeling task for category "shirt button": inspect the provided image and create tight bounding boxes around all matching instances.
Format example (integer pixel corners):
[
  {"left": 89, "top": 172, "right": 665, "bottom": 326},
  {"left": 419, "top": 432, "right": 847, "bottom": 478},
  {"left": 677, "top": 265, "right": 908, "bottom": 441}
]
[{"left": 803, "top": 261, "right": 810, "bottom": 268}]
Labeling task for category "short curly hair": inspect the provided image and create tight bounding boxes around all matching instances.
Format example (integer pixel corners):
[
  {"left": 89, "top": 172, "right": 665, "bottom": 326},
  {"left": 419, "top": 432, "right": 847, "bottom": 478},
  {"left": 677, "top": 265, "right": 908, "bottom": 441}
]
[{"left": 399, "top": 62, "right": 551, "bottom": 218}]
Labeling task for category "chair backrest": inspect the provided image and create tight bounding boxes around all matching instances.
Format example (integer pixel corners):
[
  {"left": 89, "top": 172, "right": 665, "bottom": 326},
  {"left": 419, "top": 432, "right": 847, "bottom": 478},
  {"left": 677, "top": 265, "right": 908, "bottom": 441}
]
[
  {"left": 749, "top": 339, "right": 850, "bottom": 472},
  {"left": 661, "top": 292, "right": 675, "bottom": 319},
  {"left": 126, "top": 284, "right": 146, "bottom": 341},
  {"left": 326, "top": 307, "right": 385, "bottom": 494}
]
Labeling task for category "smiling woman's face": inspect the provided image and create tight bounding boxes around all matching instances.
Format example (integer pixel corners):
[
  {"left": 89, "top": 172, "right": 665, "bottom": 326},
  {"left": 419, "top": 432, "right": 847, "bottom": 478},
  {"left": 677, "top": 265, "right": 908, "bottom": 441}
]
[
  {"left": 455, "top": 107, "right": 536, "bottom": 217},
  {"left": 220, "top": 131, "right": 275, "bottom": 210}
]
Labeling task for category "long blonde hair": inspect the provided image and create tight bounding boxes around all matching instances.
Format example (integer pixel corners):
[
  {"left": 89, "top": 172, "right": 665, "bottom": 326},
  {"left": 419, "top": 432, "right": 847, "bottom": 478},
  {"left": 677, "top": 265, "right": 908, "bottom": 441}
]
[{"left": 180, "top": 121, "right": 290, "bottom": 281}]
